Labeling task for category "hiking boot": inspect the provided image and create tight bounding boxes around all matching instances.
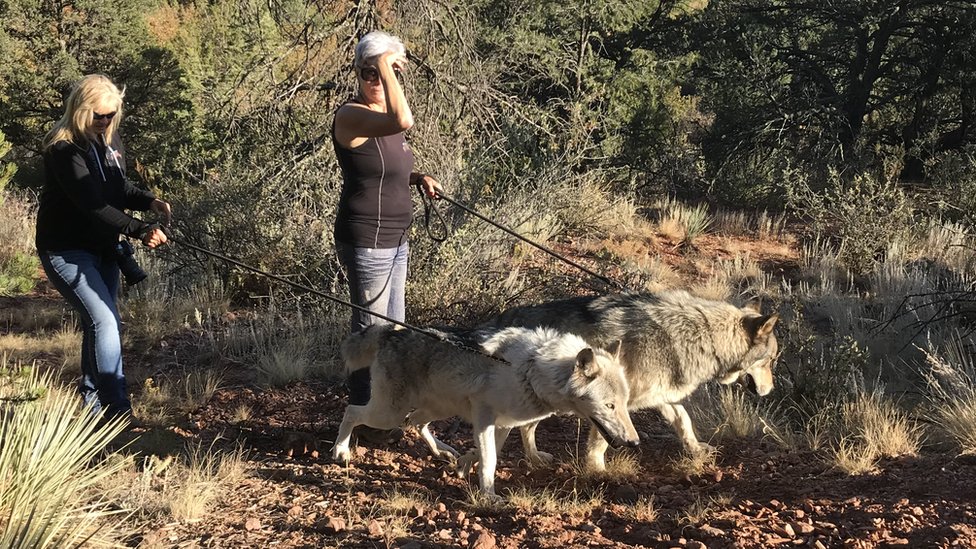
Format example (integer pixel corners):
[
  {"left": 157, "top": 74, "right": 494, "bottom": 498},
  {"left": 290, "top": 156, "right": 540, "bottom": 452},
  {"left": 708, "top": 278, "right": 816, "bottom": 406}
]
[{"left": 352, "top": 425, "right": 404, "bottom": 446}]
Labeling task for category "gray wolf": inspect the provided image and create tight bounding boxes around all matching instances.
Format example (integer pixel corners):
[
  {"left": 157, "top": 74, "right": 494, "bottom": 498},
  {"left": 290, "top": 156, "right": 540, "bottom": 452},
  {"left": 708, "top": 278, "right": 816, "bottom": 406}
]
[
  {"left": 484, "top": 290, "right": 779, "bottom": 470},
  {"left": 331, "top": 324, "right": 640, "bottom": 498}
]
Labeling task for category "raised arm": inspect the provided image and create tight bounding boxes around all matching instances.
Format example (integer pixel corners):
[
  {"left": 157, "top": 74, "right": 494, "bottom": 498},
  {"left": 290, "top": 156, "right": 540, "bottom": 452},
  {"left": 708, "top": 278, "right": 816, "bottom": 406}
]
[{"left": 334, "top": 51, "right": 414, "bottom": 148}]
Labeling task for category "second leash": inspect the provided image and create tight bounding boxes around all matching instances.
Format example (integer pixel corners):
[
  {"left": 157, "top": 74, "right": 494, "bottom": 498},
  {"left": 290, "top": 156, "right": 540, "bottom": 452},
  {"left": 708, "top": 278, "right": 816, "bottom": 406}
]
[{"left": 433, "top": 191, "right": 627, "bottom": 291}]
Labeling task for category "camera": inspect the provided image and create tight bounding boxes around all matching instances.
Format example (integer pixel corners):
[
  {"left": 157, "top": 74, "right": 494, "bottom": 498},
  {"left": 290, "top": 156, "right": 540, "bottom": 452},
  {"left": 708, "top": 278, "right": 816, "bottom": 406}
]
[{"left": 116, "top": 240, "right": 148, "bottom": 285}]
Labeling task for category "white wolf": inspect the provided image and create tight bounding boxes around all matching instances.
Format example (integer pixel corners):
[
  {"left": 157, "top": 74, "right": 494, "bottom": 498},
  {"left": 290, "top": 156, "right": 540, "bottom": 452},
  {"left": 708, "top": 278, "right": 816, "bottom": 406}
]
[
  {"left": 485, "top": 290, "right": 779, "bottom": 471},
  {"left": 331, "top": 324, "right": 639, "bottom": 497}
]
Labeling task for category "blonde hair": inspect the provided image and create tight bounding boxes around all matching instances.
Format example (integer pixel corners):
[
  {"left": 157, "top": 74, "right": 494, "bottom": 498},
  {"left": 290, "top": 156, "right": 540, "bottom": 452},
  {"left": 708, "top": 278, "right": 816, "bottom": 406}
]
[
  {"left": 43, "top": 74, "right": 125, "bottom": 151},
  {"left": 354, "top": 31, "right": 405, "bottom": 68}
]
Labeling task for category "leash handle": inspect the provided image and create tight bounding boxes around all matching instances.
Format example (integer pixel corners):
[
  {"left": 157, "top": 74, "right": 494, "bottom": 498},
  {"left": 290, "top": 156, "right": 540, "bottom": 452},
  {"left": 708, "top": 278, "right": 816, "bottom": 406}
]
[
  {"left": 435, "top": 192, "right": 628, "bottom": 291},
  {"left": 415, "top": 182, "right": 449, "bottom": 243}
]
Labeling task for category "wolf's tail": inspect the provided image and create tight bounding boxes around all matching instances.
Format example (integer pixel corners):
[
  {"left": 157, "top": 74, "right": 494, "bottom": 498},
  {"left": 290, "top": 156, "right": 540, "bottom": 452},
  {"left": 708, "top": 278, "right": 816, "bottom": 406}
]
[{"left": 340, "top": 324, "right": 388, "bottom": 373}]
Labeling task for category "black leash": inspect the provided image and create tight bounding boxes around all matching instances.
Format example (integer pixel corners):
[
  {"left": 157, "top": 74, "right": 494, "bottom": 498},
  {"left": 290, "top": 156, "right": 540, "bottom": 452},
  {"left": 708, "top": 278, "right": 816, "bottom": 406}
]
[
  {"left": 416, "top": 184, "right": 448, "bottom": 243},
  {"left": 430, "top": 191, "right": 627, "bottom": 291},
  {"left": 165, "top": 233, "right": 507, "bottom": 363}
]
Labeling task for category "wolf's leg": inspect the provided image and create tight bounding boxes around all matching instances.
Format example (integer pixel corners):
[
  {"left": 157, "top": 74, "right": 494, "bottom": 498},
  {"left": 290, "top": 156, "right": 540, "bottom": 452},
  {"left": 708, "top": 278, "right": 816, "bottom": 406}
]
[
  {"left": 519, "top": 422, "right": 554, "bottom": 468},
  {"left": 658, "top": 403, "right": 711, "bottom": 453},
  {"left": 472, "top": 409, "right": 502, "bottom": 500},
  {"left": 332, "top": 404, "right": 365, "bottom": 463},
  {"left": 418, "top": 423, "right": 460, "bottom": 460},
  {"left": 456, "top": 426, "right": 513, "bottom": 478},
  {"left": 585, "top": 423, "right": 610, "bottom": 471}
]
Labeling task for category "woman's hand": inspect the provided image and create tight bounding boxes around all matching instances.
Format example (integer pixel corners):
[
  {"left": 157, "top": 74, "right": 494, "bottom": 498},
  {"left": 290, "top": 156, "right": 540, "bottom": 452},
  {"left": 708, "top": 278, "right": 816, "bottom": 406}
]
[
  {"left": 150, "top": 199, "right": 172, "bottom": 227},
  {"left": 379, "top": 50, "right": 408, "bottom": 73},
  {"left": 142, "top": 227, "right": 168, "bottom": 248},
  {"left": 416, "top": 174, "right": 443, "bottom": 199}
]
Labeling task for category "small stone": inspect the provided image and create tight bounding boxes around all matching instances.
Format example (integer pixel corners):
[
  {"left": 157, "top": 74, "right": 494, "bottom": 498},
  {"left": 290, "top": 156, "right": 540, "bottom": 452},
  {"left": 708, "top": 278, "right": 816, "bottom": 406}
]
[
  {"left": 796, "top": 522, "right": 815, "bottom": 535},
  {"left": 244, "top": 517, "right": 261, "bottom": 531},
  {"left": 325, "top": 516, "right": 346, "bottom": 533},
  {"left": 439, "top": 529, "right": 453, "bottom": 540},
  {"left": 469, "top": 530, "right": 496, "bottom": 549},
  {"left": 713, "top": 470, "right": 723, "bottom": 482},
  {"left": 287, "top": 505, "right": 302, "bottom": 517},
  {"left": 911, "top": 506, "right": 924, "bottom": 516},
  {"left": 794, "top": 509, "right": 805, "bottom": 519},
  {"left": 698, "top": 524, "right": 726, "bottom": 537},
  {"left": 367, "top": 520, "right": 384, "bottom": 537},
  {"left": 781, "top": 523, "right": 795, "bottom": 538},
  {"left": 813, "top": 540, "right": 827, "bottom": 549},
  {"left": 437, "top": 502, "right": 448, "bottom": 513},
  {"left": 614, "top": 484, "right": 639, "bottom": 504},
  {"left": 457, "top": 511, "right": 466, "bottom": 524}
]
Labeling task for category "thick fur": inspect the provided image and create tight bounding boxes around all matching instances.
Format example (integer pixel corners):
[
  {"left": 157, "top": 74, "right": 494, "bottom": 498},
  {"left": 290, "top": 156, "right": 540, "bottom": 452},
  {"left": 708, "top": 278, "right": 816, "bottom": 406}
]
[
  {"left": 484, "top": 290, "right": 779, "bottom": 470},
  {"left": 331, "top": 325, "right": 639, "bottom": 498}
]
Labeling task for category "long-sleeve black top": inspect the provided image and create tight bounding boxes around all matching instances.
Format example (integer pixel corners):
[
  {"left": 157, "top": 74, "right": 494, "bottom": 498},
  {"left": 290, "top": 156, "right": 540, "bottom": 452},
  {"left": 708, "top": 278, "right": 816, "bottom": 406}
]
[{"left": 35, "top": 133, "right": 156, "bottom": 254}]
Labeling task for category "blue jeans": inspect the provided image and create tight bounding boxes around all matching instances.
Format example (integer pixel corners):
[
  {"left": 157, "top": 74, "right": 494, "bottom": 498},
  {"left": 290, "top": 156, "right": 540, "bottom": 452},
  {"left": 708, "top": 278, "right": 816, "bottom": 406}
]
[
  {"left": 335, "top": 240, "right": 408, "bottom": 405},
  {"left": 40, "top": 249, "right": 131, "bottom": 418}
]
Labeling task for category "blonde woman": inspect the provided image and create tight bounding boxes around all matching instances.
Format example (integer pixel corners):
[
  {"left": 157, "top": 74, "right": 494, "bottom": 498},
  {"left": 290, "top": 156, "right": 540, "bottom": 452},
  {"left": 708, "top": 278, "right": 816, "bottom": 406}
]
[
  {"left": 332, "top": 31, "right": 442, "bottom": 444},
  {"left": 36, "top": 74, "right": 170, "bottom": 420}
]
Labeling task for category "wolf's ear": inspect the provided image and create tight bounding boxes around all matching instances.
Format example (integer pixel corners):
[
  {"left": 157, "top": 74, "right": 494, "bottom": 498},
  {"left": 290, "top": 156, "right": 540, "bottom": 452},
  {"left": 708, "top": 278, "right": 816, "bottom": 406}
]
[
  {"left": 605, "top": 339, "right": 622, "bottom": 360},
  {"left": 742, "top": 313, "right": 779, "bottom": 341},
  {"left": 575, "top": 348, "right": 600, "bottom": 379}
]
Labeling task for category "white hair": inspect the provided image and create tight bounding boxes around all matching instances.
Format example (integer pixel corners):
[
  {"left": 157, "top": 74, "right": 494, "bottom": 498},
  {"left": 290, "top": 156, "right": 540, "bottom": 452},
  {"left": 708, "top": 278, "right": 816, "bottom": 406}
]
[{"left": 354, "top": 31, "right": 405, "bottom": 68}]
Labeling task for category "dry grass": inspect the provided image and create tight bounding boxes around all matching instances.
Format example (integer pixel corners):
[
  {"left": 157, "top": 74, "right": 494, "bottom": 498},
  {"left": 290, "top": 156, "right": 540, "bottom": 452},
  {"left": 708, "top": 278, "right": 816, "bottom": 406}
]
[
  {"left": 506, "top": 485, "right": 603, "bottom": 518},
  {"left": 131, "top": 369, "right": 224, "bottom": 427},
  {"left": 670, "top": 445, "right": 718, "bottom": 477},
  {"left": 825, "top": 392, "right": 922, "bottom": 474},
  {"left": 921, "top": 340, "right": 976, "bottom": 455},
  {"left": 0, "top": 326, "right": 82, "bottom": 372},
  {"left": 166, "top": 444, "right": 249, "bottom": 522},
  {"left": 623, "top": 495, "right": 658, "bottom": 523}
]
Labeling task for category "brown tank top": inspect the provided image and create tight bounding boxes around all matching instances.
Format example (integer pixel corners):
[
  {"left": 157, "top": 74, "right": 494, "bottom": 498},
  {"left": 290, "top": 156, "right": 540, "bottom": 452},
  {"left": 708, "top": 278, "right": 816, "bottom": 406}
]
[{"left": 332, "top": 102, "right": 416, "bottom": 248}]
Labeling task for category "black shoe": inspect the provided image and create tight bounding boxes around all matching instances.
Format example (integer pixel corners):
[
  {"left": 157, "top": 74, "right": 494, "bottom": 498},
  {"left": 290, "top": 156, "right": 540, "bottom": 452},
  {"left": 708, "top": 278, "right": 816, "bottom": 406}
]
[{"left": 352, "top": 425, "right": 404, "bottom": 446}]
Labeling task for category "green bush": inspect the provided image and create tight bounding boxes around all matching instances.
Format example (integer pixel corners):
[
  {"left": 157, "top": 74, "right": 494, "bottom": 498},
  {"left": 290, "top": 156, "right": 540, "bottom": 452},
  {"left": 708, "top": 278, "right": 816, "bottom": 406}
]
[
  {"left": 0, "top": 251, "right": 38, "bottom": 296},
  {"left": 786, "top": 170, "right": 914, "bottom": 276}
]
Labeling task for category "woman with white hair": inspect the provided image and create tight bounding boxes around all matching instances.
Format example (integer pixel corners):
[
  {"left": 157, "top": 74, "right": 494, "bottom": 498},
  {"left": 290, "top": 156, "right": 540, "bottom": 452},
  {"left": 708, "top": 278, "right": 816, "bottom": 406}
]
[
  {"left": 36, "top": 73, "right": 170, "bottom": 420},
  {"left": 332, "top": 31, "right": 443, "bottom": 443}
]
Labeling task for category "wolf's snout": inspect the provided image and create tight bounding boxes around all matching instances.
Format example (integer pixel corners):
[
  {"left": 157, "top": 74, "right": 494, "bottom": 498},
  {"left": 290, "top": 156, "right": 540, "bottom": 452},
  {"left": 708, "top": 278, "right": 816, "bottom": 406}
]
[
  {"left": 743, "top": 373, "right": 759, "bottom": 395},
  {"left": 625, "top": 437, "right": 639, "bottom": 448}
]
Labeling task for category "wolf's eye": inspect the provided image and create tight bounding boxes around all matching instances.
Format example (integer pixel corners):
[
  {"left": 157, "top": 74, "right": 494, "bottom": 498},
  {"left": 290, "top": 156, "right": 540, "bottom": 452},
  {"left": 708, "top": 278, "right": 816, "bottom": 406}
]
[{"left": 606, "top": 403, "right": 615, "bottom": 410}]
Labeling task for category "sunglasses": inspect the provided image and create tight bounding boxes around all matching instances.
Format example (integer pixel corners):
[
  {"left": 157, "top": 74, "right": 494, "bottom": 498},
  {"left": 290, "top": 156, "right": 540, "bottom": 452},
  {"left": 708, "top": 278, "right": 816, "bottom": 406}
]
[
  {"left": 357, "top": 66, "right": 402, "bottom": 83},
  {"left": 92, "top": 111, "right": 117, "bottom": 121}
]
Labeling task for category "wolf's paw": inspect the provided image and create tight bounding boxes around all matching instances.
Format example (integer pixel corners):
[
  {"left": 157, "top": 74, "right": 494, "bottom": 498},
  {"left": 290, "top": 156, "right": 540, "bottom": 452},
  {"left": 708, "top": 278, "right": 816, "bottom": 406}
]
[
  {"left": 331, "top": 445, "right": 351, "bottom": 464},
  {"left": 689, "top": 442, "right": 718, "bottom": 456},
  {"left": 455, "top": 452, "right": 477, "bottom": 478},
  {"left": 525, "top": 450, "right": 554, "bottom": 469}
]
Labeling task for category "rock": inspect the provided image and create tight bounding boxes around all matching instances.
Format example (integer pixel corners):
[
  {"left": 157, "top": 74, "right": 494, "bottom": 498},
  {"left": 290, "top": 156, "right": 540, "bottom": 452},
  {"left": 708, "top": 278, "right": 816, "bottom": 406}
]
[
  {"left": 287, "top": 505, "right": 302, "bottom": 517},
  {"left": 813, "top": 540, "right": 827, "bottom": 549},
  {"left": 911, "top": 506, "right": 924, "bottom": 516},
  {"left": 437, "top": 502, "right": 448, "bottom": 513},
  {"left": 457, "top": 511, "right": 466, "bottom": 524},
  {"left": 325, "top": 516, "right": 346, "bottom": 533},
  {"left": 367, "top": 520, "right": 384, "bottom": 537},
  {"left": 614, "top": 484, "right": 639, "bottom": 504},
  {"left": 469, "top": 530, "right": 496, "bottom": 549},
  {"left": 244, "top": 517, "right": 261, "bottom": 531},
  {"left": 438, "top": 529, "right": 453, "bottom": 540},
  {"left": 794, "top": 509, "right": 805, "bottom": 519},
  {"left": 796, "top": 522, "right": 815, "bottom": 535},
  {"left": 698, "top": 524, "right": 726, "bottom": 537}
]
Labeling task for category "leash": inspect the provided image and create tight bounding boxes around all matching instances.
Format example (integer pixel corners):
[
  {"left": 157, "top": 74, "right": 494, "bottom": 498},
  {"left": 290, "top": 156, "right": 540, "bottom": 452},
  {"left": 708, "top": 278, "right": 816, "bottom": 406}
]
[
  {"left": 164, "top": 233, "right": 507, "bottom": 363},
  {"left": 427, "top": 190, "right": 628, "bottom": 291}
]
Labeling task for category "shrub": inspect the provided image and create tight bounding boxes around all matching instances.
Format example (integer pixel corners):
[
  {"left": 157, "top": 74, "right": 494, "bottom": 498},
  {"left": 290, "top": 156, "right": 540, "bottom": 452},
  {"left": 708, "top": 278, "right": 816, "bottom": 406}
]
[
  {"left": 786, "top": 170, "right": 914, "bottom": 276},
  {"left": 0, "top": 361, "right": 131, "bottom": 547}
]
